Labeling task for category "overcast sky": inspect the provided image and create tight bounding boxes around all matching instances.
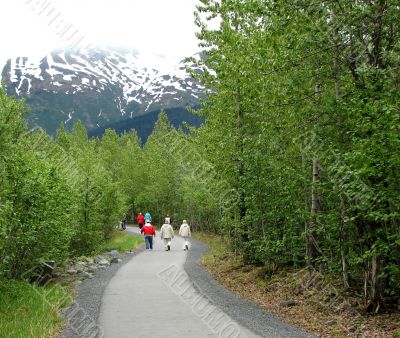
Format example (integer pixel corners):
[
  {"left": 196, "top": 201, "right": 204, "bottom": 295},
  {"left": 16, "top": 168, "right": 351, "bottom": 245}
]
[{"left": 1, "top": 0, "right": 202, "bottom": 66}]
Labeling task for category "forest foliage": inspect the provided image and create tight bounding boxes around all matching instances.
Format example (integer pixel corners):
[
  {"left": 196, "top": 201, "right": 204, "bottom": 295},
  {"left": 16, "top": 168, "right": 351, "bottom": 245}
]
[
  {"left": 187, "top": 0, "right": 400, "bottom": 312},
  {"left": 0, "top": 90, "right": 135, "bottom": 279},
  {"left": 0, "top": 0, "right": 399, "bottom": 313}
]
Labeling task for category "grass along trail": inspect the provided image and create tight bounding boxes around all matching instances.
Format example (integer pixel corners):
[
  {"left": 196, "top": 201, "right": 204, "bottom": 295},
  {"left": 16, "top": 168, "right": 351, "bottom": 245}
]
[{"left": 0, "top": 230, "right": 143, "bottom": 338}]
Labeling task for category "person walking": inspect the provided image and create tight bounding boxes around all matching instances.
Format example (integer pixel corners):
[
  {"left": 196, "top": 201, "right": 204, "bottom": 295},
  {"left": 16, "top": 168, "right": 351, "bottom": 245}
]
[
  {"left": 164, "top": 214, "right": 171, "bottom": 225},
  {"left": 120, "top": 215, "right": 127, "bottom": 230},
  {"left": 160, "top": 221, "right": 174, "bottom": 251},
  {"left": 140, "top": 220, "right": 156, "bottom": 250},
  {"left": 179, "top": 220, "right": 191, "bottom": 251},
  {"left": 137, "top": 212, "right": 145, "bottom": 229},
  {"left": 144, "top": 212, "right": 152, "bottom": 223}
]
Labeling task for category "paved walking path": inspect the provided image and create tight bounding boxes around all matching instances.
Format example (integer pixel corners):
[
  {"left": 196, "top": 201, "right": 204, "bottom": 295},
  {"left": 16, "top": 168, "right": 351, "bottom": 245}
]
[{"left": 98, "top": 227, "right": 314, "bottom": 338}]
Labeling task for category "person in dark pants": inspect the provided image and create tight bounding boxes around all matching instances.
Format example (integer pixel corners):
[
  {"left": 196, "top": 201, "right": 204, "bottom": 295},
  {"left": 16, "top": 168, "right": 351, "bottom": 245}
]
[
  {"left": 137, "top": 212, "right": 145, "bottom": 229},
  {"left": 140, "top": 220, "right": 156, "bottom": 250},
  {"left": 120, "top": 215, "right": 127, "bottom": 230}
]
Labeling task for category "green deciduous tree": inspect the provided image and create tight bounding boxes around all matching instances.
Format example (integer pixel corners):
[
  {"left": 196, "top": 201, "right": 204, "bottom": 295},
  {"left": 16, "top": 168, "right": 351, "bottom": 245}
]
[{"left": 189, "top": 0, "right": 400, "bottom": 311}]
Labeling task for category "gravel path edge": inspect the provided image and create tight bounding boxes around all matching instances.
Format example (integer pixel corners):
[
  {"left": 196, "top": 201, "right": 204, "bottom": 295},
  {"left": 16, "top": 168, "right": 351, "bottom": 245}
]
[
  {"left": 184, "top": 237, "right": 316, "bottom": 338},
  {"left": 61, "top": 245, "right": 145, "bottom": 338}
]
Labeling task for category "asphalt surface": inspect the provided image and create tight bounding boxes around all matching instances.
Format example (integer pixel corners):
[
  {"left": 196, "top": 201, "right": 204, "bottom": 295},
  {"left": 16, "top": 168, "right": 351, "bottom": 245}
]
[
  {"left": 61, "top": 235, "right": 145, "bottom": 338},
  {"left": 62, "top": 226, "right": 315, "bottom": 338}
]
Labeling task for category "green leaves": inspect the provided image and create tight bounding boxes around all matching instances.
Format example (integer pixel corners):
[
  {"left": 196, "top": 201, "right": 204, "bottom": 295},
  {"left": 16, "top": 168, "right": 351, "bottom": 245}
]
[
  {"left": 0, "top": 91, "right": 136, "bottom": 277},
  {"left": 190, "top": 0, "right": 400, "bottom": 305},
  {"left": 0, "top": 0, "right": 399, "bottom": 307}
]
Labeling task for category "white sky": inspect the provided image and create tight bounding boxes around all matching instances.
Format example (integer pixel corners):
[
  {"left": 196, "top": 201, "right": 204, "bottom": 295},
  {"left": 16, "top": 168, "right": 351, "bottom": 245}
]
[{"left": 0, "top": 0, "right": 203, "bottom": 66}]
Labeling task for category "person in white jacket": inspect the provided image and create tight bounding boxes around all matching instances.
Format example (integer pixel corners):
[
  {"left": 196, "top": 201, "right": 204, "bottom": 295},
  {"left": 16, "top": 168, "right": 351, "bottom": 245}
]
[
  {"left": 160, "top": 221, "right": 174, "bottom": 251},
  {"left": 179, "top": 220, "right": 191, "bottom": 251}
]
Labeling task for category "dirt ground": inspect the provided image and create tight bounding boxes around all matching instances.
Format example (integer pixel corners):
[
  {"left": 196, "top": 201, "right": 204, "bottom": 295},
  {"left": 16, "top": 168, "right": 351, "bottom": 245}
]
[{"left": 200, "top": 249, "right": 400, "bottom": 338}]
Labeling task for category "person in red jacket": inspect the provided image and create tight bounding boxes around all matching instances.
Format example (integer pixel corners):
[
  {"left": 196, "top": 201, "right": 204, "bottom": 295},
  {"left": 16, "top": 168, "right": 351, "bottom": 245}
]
[
  {"left": 140, "top": 220, "right": 156, "bottom": 250},
  {"left": 137, "top": 212, "right": 145, "bottom": 229}
]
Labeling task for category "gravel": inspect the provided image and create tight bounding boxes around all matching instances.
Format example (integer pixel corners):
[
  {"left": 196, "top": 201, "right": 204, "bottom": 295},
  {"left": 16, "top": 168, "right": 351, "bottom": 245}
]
[{"left": 184, "top": 238, "right": 316, "bottom": 338}]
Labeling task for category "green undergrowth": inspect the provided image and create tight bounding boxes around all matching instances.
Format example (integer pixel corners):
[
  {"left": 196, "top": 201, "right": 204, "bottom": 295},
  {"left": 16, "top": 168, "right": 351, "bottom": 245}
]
[
  {"left": 99, "top": 230, "right": 144, "bottom": 253},
  {"left": 0, "top": 280, "right": 71, "bottom": 338},
  {"left": 192, "top": 232, "right": 233, "bottom": 265}
]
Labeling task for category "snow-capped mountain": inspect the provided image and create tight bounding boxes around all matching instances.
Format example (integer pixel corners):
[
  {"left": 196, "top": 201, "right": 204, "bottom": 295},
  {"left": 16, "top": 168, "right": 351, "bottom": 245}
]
[{"left": 1, "top": 48, "right": 204, "bottom": 134}]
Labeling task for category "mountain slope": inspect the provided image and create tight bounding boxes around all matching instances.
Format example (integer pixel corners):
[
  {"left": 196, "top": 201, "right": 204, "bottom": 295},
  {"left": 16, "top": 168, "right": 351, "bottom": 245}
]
[
  {"left": 88, "top": 106, "right": 204, "bottom": 142},
  {"left": 1, "top": 48, "right": 204, "bottom": 134}
]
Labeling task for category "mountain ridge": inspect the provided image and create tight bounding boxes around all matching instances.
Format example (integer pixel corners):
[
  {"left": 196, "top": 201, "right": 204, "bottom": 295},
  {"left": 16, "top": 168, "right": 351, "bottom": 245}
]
[
  {"left": 1, "top": 47, "right": 204, "bottom": 135},
  {"left": 88, "top": 106, "right": 204, "bottom": 142}
]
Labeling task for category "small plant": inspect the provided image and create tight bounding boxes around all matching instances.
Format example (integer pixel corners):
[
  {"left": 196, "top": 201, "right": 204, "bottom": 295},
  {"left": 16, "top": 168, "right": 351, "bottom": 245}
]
[{"left": 0, "top": 280, "right": 71, "bottom": 338}]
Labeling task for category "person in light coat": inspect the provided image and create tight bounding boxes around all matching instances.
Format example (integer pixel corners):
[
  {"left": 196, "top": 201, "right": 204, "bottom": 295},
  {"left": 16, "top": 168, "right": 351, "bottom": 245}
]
[
  {"left": 164, "top": 214, "right": 172, "bottom": 226},
  {"left": 179, "top": 220, "right": 191, "bottom": 251},
  {"left": 160, "top": 221, "right": 174, "bottom": 251}
]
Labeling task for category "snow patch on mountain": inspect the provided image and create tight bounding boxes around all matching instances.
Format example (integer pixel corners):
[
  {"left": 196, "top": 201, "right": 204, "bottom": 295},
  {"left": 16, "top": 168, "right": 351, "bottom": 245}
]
[{"left": 1, "top": 47, "right": 205, "bottom": 128}]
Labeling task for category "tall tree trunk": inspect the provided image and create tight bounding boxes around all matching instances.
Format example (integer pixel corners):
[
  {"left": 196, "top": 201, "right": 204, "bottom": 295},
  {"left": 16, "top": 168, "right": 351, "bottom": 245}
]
[
  {"left": 370, "top": 254, "right": 380, "bottom": 312},
  {"left": 311, "top": 159, "right": 321, "bottom": 215},
  {"left": 301, "top": 151, "right": 310, "bottom": 262},
  {"left": 307, "top": 84, "right": 323, "bottom": 273},
  {"left": 340, "top": 198, "right": 350, "bottom": 289},
  {"left": 367, "top": 221, "right": 383, "bottom": 312},
  {"left": 310, "top": 158, "right": 321, "bottom": 257},
  {"left": 306, "top": 157, "right": 322, "bottom": 276},
  {"left": 236, "top": 87, "right": 248, "bottom": 262},
  {"left": 332, "top": 12, "right": 350, "bottom": 287},
  {"left": 257, "top": 164, "right": 266, "bottom": 240}
]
